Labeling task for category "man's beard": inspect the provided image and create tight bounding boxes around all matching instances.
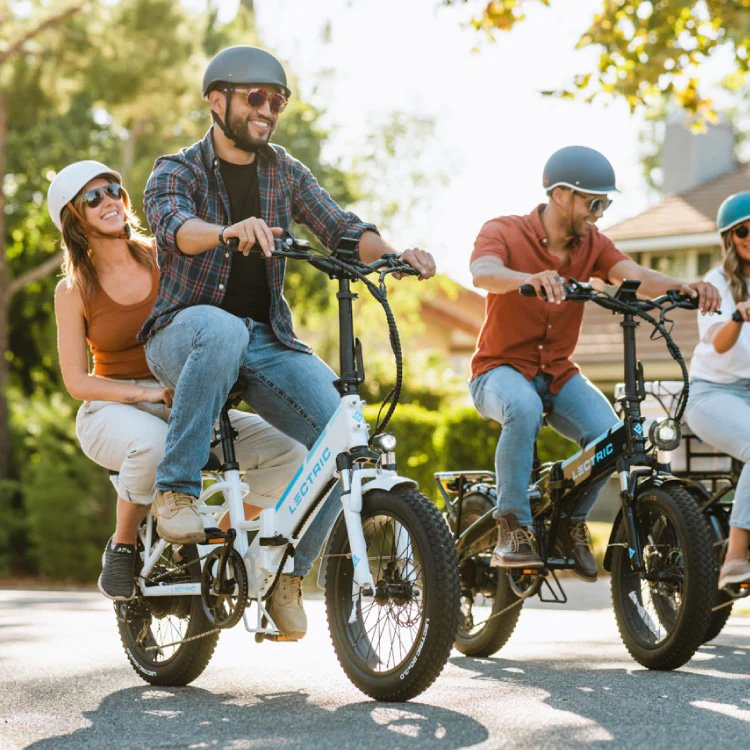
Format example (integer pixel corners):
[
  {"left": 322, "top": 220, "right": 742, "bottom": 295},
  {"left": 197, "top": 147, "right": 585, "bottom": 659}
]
[{"left": 228, "top": 112, "right": 274, "bottom": 152}]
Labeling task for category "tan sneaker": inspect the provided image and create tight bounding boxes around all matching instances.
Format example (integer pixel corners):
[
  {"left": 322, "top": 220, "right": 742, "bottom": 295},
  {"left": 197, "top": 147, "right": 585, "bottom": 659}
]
[
  {"left": 718, "top": 558, "right": 750, "bottom": 589},
  {"left": 267, "top": 575, "right": 307, "bottom": 640},
  {"left": 154, "top": 490, "right": 205, "bottom": 544}
]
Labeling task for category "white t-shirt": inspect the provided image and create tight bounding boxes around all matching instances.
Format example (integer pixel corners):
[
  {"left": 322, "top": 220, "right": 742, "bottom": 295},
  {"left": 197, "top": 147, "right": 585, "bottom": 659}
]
[{"left": 690, "top": 266, "right": 750, "bottom": 383}]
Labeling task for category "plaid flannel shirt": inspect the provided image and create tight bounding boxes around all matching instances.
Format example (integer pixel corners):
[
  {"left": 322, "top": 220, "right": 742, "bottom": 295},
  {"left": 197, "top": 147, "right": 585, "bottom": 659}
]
[{"left": 139, "top": 128, "right": 377, "bottom": 346}]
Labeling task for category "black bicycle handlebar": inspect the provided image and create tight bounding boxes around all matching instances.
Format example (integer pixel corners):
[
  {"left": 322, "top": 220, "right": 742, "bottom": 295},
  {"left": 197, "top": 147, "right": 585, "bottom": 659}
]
[
  {"left": 518, "top": 279, "right": 699, "bottom": 313},
  {"left": 732, "top": 310, "right": 744, "bottom": 323},
  {"left": 224, "top": 234, "right": 421, "bottom": 278}
]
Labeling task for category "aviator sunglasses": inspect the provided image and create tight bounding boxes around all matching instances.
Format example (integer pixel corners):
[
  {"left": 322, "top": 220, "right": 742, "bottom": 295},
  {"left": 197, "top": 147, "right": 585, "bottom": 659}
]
[
  {"left": 81, "top": 182, "right": 124, "bottom": 209},
  {"left": 573, "top": 190, "right": 613, "bottom": 214},
  {"left": 733, "top": 224, "right": 750, "bottom": 240},
  {"left": 232, "top": 86, "right": 288, "bottom": 114}
]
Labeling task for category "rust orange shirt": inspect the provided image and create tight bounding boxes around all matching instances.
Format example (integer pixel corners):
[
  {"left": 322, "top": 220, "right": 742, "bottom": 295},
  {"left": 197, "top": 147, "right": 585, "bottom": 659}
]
[{"left": 470, "top": 204, "right": 628, "bottom": 392}]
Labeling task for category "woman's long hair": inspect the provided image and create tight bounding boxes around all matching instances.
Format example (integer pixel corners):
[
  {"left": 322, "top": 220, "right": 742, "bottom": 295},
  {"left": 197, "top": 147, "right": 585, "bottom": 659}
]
[
  {"left": 721, "top": 231, "right": 749, "bottom": 305},
  {"left": 59, "top": 176, "right": 154, "bottom": 299}
]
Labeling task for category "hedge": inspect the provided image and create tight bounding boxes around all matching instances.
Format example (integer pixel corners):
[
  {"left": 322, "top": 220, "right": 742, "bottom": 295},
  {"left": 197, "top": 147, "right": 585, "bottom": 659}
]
[{"left": 7, "top": 394, "right": 579, "bottom": 582}]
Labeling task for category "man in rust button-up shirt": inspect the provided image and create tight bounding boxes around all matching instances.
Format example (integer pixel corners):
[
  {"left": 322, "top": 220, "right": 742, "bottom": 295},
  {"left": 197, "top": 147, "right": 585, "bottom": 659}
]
[{"left": 468, "top": 145, "right": 720, "bottom": 579}]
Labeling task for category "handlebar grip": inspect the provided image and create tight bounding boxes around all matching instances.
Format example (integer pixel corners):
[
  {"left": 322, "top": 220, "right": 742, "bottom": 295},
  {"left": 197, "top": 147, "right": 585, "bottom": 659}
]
[
  {"left": 519, "top": 284, "right": 540, "bottom": 298},
  {"left": 732, "top": 310, "right": 744, "bottom": 323},
  {"left": 225, "top": 237, "right": 240, "bottom": 251}
]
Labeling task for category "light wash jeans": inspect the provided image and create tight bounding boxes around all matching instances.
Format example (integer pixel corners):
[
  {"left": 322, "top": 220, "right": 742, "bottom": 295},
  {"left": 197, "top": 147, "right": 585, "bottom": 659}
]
[
  {"left": 684, "top": 378, "right": 750, "bottom": 530},
  {"left": 470, "top": 366, "right": 618, "bottom": 526},
  {"left": 144, "top": 306, "right": 342, "bottom": 577}
]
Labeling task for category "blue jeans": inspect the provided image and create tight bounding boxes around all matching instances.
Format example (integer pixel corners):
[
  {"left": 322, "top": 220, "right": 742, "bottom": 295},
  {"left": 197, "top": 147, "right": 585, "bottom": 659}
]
[
  {"left": 470, "top": 366, "right": 618, "bottom": 526},
  {"left": 145, "top": 306, "right": 341, "bottom": 577},
  {"left": 685, "top": 378, "right": 750, "bottom": 531}
]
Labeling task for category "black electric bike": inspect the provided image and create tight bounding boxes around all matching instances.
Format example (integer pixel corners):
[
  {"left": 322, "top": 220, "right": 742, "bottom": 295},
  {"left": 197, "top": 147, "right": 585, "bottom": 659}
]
[{"left": 436, "top": 279, "right": 715, "bottom": 670}]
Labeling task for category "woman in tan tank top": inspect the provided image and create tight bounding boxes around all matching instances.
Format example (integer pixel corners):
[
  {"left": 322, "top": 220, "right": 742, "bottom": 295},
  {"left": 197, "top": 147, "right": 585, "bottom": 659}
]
[{"left": 49, "top": 161, "right": 304, "bottom": 601}]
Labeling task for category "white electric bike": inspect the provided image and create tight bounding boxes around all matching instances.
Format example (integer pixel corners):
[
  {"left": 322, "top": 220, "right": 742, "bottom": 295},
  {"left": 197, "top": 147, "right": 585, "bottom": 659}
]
[{"left": 113, "top": 233, "right": 460, "bottom": 701}]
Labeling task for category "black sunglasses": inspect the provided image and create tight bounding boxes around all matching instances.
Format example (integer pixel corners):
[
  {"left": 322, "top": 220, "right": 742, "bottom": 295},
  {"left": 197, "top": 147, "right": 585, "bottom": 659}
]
[
  {"left": 573, "top": 191, "right": 612, "bottom": 214},
  {"left": 232, "top": 86, "right": 288, "bottom": 114},
  {"left": 81, "top": 182, "right": 124, "bottom": 209},
  {"left": 733, "top": 224, "right": 750, "bottom": 240}
]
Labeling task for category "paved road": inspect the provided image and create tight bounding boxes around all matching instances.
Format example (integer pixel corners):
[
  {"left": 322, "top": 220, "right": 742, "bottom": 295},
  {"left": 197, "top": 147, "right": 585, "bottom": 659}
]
[{"left": 1, "top": 581, "right": 748, "bottom": 749}]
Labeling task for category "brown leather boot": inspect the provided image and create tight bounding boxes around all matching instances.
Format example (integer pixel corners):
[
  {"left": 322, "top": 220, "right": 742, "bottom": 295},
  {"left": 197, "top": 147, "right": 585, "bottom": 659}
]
[
  {"left": 490, "top": 513, "right": 544, "bottom": 569},
  {"left": 556, "top": 517, "right": 597, "bottom": 582}
]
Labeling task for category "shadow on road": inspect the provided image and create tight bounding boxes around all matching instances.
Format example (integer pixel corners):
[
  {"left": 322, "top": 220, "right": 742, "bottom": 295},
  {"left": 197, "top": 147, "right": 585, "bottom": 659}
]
[
  {"left": 25, "top": 685, "right": 489, "bottom": 750},
  {"left": 449, "top": 623, "right": 750, "bottom": 746}
]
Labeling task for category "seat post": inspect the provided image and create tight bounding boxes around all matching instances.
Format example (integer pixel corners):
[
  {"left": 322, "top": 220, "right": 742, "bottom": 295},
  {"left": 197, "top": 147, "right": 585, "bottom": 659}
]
[{"left": 218, "top": 404, "right": 239, "bottom": 471}]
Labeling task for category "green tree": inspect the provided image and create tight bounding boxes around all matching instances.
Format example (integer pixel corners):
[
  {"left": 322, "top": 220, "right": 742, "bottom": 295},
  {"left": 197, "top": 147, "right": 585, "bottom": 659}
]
[{"left": 449, "top": 0, "right": 750, "bottom": 119}]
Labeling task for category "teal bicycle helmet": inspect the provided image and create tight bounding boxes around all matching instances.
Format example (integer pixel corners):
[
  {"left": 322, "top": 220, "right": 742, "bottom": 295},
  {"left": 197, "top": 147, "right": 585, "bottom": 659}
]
[{"left": 716, "top": 192, "right": 750, "bottom": 233}]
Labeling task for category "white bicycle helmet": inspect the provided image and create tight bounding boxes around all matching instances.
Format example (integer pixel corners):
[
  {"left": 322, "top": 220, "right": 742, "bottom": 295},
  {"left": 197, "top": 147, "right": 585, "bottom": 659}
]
[{"left": 47, "top": 160, "right": 122, "bottom": 231}]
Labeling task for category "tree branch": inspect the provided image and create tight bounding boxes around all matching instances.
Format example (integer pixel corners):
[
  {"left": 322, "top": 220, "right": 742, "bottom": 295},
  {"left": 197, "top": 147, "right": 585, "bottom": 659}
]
[
  {"left": 9, "top": 251, "right": 62, "bottom": 297},
  {"left": 0, "top": 2, "right": 88, "bottom": 65}
]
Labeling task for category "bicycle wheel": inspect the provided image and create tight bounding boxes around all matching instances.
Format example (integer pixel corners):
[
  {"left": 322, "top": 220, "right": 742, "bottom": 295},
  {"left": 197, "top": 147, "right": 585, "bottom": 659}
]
[
  {"left": 703, "top": 506, "right": 733, "bottom": 643},
  {"left": 325, "top": 486, "right": 460, "bottom": 701},
  {"left": 704, "top": 591, "right": 733, "bottom": 642},
  {"left": 116, "top": 540, "right": 220, "bottom": 686},
  {"left": 610, "top": 483, "right": 713, "bottom": 670},
  {"left": 453, "top": 493, "right": 523, "bottom": 657}
]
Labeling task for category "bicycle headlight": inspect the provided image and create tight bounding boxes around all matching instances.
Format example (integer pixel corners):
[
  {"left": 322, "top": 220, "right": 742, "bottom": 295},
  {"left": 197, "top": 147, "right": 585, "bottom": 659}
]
[
  {"left": 373, "top": 432, "right": 397, "bottom": 452},
  {"left": 649, "top": 418, "right": 681, "bottom": 451}
]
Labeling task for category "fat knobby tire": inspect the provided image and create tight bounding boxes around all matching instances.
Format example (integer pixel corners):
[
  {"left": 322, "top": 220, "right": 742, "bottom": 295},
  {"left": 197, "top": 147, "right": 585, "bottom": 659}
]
[
  {"left": 610, "top": 483, "right": 713, "bottom": 670},
  {"left": 453, "top": 493, "right": 522, "bottom": 657},
  {"left": 325, "top": 486, "right": 460, "bottom": 701},
  {"left": 117, "top": 543, "right": 220, "bottom": 686}
]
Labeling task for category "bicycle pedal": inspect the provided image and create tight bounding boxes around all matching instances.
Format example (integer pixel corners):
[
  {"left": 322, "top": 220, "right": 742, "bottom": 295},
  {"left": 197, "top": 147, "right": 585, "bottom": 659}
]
[
  {"left": 202, "top": 527, "right": 235, "bottom": 545},
  {"left": 259, "top": 534, "right": 288, "bottom": 547},
  {"left": 521, "top": 568, "right": 544, "bottom": 576},
  {"left": 263, "top": 633, "right": 298, "bottom": 642}
]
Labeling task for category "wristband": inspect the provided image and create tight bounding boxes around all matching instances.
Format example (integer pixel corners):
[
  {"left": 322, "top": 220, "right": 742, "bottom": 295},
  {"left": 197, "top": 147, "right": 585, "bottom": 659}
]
[{"left": 219, "top": 225, "right": 228, "bottom": 245}]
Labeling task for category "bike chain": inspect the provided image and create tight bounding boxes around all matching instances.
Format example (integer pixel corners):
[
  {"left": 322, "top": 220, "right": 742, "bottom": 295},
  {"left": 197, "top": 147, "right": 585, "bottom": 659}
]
[
  {"left": 135, "top": 546, "right": 224, "bottom": 653},
  {"left": 143, "top": 626, "right": 222, "bottom": 652},
  {"left": 467, "top": 595, "right": 524, "bottom": 629}
]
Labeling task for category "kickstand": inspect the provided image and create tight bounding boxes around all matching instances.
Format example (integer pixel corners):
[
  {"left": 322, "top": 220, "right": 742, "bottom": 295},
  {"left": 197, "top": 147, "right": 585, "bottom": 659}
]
[{"left": 537, "top": 569, "right": 568, "bottom": 604}]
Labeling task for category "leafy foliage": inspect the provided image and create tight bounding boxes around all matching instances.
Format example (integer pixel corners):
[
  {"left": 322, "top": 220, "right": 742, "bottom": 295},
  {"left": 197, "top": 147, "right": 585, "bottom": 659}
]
[{"left": 449, "top": 0, "right": 750, "bottom": 120}]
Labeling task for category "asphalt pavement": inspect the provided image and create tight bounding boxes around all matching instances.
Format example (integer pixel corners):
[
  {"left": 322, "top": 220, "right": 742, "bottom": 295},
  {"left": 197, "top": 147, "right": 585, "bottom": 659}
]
[{"left": 1, "top": 579, "right": 748, "bottom": 749}]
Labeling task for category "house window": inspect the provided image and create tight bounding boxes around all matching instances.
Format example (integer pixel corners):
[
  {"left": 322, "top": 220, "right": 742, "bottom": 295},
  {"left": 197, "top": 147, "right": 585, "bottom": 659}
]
[
  {"left": 697, "top": 250, "right": 719, "bottom": 276},
  {"left": 650, "top": 253, "right": 689, "bottom": 278}
]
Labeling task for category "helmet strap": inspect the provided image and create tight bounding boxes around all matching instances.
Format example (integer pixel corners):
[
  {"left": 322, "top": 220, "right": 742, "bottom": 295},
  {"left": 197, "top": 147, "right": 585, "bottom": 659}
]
[
  {"left": 210, "top": 88, "right": 256, "bottom": 153},
  {"left": 67, "top": 202, "right": 131, "bottom": 240}
]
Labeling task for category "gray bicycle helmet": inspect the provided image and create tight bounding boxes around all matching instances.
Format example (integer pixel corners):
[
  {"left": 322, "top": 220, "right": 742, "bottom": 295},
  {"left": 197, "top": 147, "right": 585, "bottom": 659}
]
[
  {"left": 202, "top": 45, "right": 291, "bottom": 98},
  {"left": 542, "top": 146, "right": 617, "bottom": 195}
]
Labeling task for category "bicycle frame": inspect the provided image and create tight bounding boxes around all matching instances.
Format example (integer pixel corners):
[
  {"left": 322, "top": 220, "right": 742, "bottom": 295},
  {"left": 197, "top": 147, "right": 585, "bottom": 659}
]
[
  {"left": 128, "top": 238, "right": 417, "bottom": 636},
  {"left": 444, "top": 280, "right": 694, "bottom": 576}
]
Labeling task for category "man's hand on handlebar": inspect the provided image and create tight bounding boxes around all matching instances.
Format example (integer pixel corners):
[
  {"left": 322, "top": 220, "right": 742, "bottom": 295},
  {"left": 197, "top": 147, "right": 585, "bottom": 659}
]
[
  {"left": 733, "top": 300, "right": 750, "bottom": 323},
  {"left": 677, "top": 280, "right": 721, "bottom": 314},
  {"left": 394, "top": 247, "right": 436, "bottom": 280},
  {"left": 222, "top": 217, "right": 284, "bottom": 257},
  {"left": 522, "top": 269, "right": 567, "bottom": 304}
]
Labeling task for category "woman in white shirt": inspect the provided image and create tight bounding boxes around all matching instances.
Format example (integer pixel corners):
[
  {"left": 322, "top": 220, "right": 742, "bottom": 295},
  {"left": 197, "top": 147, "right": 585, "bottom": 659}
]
[{"left": 685, "top": 192, "right": 750, "bottom": 589}]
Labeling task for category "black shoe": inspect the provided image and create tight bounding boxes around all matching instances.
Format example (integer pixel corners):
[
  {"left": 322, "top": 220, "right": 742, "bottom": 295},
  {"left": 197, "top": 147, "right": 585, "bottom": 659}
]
[
  {"left": 555, "top": 517, "right": 598, "bottom": 582},
  {"left": 490, "top": 513, "right": 544, "bottom": 569},
  {"left": 98, "top": 539, "right": 137, "bottom": 601}
]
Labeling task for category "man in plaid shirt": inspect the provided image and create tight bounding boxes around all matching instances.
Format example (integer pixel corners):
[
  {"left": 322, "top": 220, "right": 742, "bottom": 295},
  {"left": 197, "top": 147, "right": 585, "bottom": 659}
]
[{"left": 140, "top": 46, "right": 435, "bottom": 639}]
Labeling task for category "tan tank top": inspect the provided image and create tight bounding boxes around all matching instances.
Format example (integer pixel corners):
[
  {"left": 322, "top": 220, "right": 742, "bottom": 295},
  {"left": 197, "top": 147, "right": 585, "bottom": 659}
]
[{"left": 82, "top": 264, "right": 159, "bottom": 379}]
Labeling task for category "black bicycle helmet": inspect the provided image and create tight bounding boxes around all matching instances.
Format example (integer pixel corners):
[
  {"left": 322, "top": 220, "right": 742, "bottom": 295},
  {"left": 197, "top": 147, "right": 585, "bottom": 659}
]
[
  {"left": 202, "top": 45, "right": 291, "bottom": 98},
  {"left": 542, "top": 145, "right": 617, "bottom": 195}
]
